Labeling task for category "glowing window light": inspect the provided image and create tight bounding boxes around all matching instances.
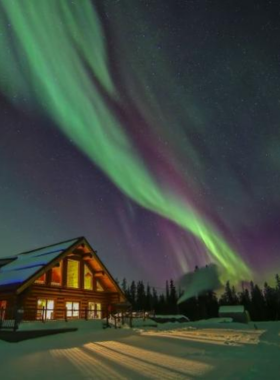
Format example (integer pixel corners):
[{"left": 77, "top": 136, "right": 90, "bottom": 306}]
[
  {"left": 37, "top": 299, "right": 54, "bottom": 320},
  {"left": 66, "top": 301, "right": 79, "bottom": 318},
  {"left": 88, "top": 302, "right": 101, "bottom": 319},
  {"left": 96, "top": 280, "right": 104, "bottom": 292},
  {"left": 35, "top": 273, "right": 46, "bottom": 284},
  {"left": 84, "top": 264, "right": 93, "bottom": 290},
  {"left": 67, "top": 259, "right": 79, "bottom": 288},
  {"left": 51, "top": 261, "right": 62, "bottom": 286}
]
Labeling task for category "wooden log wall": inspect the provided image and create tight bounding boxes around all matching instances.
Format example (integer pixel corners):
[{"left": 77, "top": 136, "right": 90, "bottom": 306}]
[
  {"left": 21, "top": 284, "right": 120, "bottom": 320},
  {"left": 1, "top": 253, "right": 125, "bottom": 321}
]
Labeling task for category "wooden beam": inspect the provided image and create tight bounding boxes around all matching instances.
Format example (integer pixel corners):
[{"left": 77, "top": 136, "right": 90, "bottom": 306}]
[
  {"left": 70, "top": 250, "right": 92, "bottom": 258},
  {"left": 93, "top": 271, "right": 105, "bottom": 277}
]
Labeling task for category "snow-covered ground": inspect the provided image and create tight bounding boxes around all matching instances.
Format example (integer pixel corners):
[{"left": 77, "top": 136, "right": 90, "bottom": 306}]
[{"left": 1, "top": 318, "right": 280, "bottom": 379}]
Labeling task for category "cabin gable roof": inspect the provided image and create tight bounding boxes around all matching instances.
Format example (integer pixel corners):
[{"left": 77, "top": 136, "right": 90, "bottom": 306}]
[
  {"left": 0, "top": 237, "right": 125, "bottom": 300},
  {"left": 0, "top": 237, "right": 82, "bottom": 293},
  {"left": 81, "top": 239, "right": 125, "bottom": 299}
]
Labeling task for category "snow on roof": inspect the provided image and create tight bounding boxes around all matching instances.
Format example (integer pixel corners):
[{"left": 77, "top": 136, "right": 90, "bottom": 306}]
[
  {"left": 0, "top": 238, "right": 80, "bottom": 288},
  {"left": 153, "top": 315, "right": 189, "bottom": 319},
  {"left": 219, "top": 305, "right": 245, "bottom": 313},
  {"left": 0, "top": 266, "right": 44, "bottom": 286},
  {"left": 18, "top": 238, "right": 80, "bottom": 258},
  {"left": 0, "top": 251, "right": 63, "bottom": 273}
]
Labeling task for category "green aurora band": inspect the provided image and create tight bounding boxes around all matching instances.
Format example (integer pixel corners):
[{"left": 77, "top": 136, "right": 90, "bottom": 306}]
[{"left": 0, "top": 0, "right": 251, "bottom": 284}]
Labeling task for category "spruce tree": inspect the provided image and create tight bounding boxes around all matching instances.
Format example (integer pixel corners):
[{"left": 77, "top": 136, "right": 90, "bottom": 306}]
[
  {"left": 136, "top": 281, "right": 145, "bottom": 310},
  {"left": 146, "top": 284, "right": 152, "bottom": 311},
  {"left": 151, "top": 287, "right": 158, "bottom": 314},
  {"left": 169, "top": 279, "right": 178, "bottom": 314},
  {"left": 250, "top": 282, "right": 266, "bottom": 321},
  {"left": 165, "top": 280, "right": 170, "bottom": 306},
  {"left": 264, "top": 282, "right": 277, "bottom": 320},
  {"left": 130, "top": 281, "right": 136, "bottom": 308}
]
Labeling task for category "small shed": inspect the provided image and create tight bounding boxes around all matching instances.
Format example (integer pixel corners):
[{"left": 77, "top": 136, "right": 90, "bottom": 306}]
[{"left": 219, "top": 305, "right": 250, "bottom": 323}]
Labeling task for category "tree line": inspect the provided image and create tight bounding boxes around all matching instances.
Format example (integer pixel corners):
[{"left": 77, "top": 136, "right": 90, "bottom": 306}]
[{"left": 119, "top": 274, "right": 280, "bottom": 321}]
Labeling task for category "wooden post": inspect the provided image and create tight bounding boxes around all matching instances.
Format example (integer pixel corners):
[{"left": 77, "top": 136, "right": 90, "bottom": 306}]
[
  {"left": 13, "top": 309, "right": 17, "bottom": 332},
  {"left": 42, "top": 306, "right": 45, "bottom": 323},
  {"left": 106, "top": 310, "right": 109, "bottom": 328},
  {"left": 65, "top": 307, "right": 68, "bottom": 322},
  {"left": 14, "top": 308, "right": 24, "bottom": 331},
  {"left": 85, "top": 307, "right": 88, "bottom": 321}
]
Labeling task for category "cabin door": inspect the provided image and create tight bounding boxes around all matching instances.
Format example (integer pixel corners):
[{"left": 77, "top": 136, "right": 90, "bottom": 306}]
[{"left": 88, "top": 302, "right": 101, "bottom": 319}]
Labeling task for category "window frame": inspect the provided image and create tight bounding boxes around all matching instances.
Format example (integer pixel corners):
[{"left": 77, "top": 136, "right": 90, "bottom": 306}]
[
  {"left": 65, "top": 301, "right": 80, "bottom": 318},
  {"left": 36, "top": 298, "right": 55, "bottom": 320},
  {"left": 66, "top": 258, "right": 80, "bottom": 289},
  {"left": 34, "top": 273, "right": 46, "bottom": 285},
  {"left": 50, "top": 261, "right": 63, "bottom": 287},
  {"left": 84, "top": 263, "right": 93, "bottom": 290},
  {"left": 96, "top": 279, "right": 104, "bottom": 292}
]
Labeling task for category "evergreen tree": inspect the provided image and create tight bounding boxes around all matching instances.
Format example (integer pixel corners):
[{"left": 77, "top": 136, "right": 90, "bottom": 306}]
[
  {"left": 136, "top": 281, "right": 145, "bottom": 310},
  {"left": 275, "top": 274, "right": 280, "bottom": 290},
  {"left": 121, "top": 278, "right": 131, "bottom": 303},
  {"left": 158, "top": 294, "right": 166, "bottom": 314},
  {"left": 275, "top": 274, "right": 280, "bottom": 319},
  {"left": 178, "top": 296, "right": 198, "bottom": 321},
  {"left": 197, "top": 293, "right": 208, "bottom": 319},
  {"left": 151, "top": 287, "right": 158, "bottom": 313},
  {"left": 250, "top": 282, "right": 266, "bottom": 321},
  {"left": 205, "top": 291, "right": 219, "bottom": 318},
  {"left": 169, "top": 279, "right": 178, "bottom": 314},
  {"left": 165, "top": 280, "right": 170, "bottom": 306},
  {"left": 130, "top": 281, "right": 136, "bottom": 308},
  {"left": 238, "top": 287, "right": 251, "bottom": 315},
  {"left": 121, "top": 278, "right": 127, "bottom": 293},
  {"left": 220, "top": 281, "right": 238, "bottom": 305},
  {"left": 231, "top": 286, "right": 239, "bottom": 305},
  {"left": 146, "top": 283, "right": 152, "bottom": 311},
  {"left": 118, "top": 275, "right": 280, "bottom": 322},
  {"left": 264, "top": 282, "right": 277, "bottom": 320}
]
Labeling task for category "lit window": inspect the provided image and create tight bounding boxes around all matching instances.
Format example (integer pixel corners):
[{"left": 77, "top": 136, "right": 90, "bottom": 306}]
[
  {"left": 51, "top": 261, "right": 62, "bottom": 286},
  {"left": 37, "top": 299, "right": 54, "bottom": 320},
  {"left": 88, "top": 302, "right": 101, "bottom": 319},
  {"left": 96, "top": 280, "right": 104, "bottom": 292},
  {"left": 35, "top": 273, "right": 46, "bottom": 284},
  {"left": 84, "top": 264, "right": 93, "bottom": 290},
  {"left": 66, "top": 301, "right": 79, "bottom": 318},
  {"left": 67, "top": 259, "right": 79, "bottom": 288}
]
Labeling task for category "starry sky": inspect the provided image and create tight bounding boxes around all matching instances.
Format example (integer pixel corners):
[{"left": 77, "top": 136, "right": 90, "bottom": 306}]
[{"left": 0, "top": 0, "right": 280, "bottom": 288}]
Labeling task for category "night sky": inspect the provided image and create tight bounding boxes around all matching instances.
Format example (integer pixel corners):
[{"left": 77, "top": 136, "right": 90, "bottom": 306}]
[{"left": 0, "top": 0, "right": 280, "bottom": 288}]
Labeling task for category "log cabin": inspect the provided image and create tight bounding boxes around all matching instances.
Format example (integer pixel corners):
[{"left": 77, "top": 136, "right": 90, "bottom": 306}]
[{"left": 0, "top": 237, "right": 128, "bottom": 321}]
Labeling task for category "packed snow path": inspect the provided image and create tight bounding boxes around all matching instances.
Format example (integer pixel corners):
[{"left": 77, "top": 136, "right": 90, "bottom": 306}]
[{"left": 0, "top": 320, "right": 280, "bottom": 379}]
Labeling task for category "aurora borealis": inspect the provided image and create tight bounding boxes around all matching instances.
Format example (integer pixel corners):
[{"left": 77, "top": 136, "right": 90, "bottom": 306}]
[{"left": 0, "top": 1, "right": 279, "bottom": 287}]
